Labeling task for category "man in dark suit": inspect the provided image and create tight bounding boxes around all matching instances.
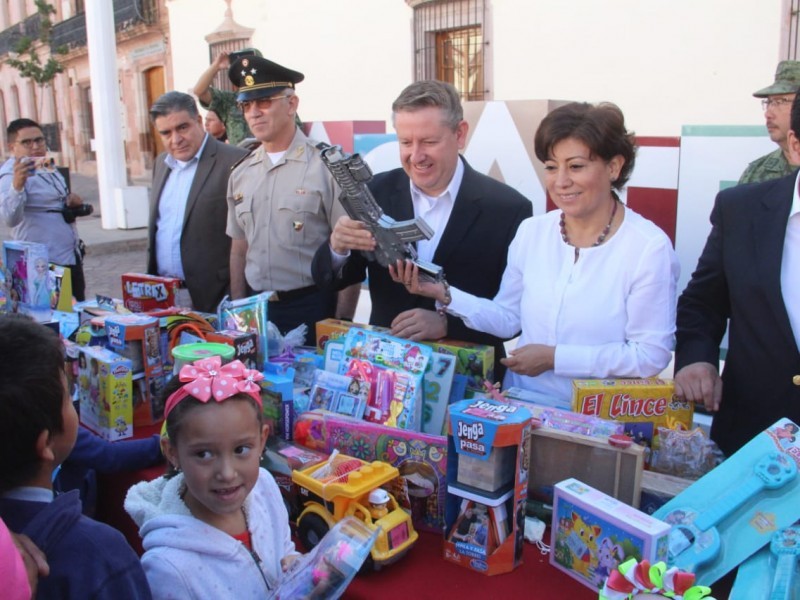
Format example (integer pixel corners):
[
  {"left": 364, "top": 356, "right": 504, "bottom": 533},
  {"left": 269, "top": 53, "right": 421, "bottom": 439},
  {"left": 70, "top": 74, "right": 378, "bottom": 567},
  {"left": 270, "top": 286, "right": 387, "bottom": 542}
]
[
  {"left": 146, "top": 91, "right": 248, "bottom": 313},
  {"left": 312, "top": 81, "right": 532, "bottom": 375},
  {"left": 674, "top": 90, "right": 800, "bottom": 456}
]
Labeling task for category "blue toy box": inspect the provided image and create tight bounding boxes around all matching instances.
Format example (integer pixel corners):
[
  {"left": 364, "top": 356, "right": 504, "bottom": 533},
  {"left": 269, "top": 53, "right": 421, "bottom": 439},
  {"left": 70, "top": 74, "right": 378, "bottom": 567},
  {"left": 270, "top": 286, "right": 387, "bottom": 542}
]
[{"left": 653, "top": 418, "right": 800, "bottom": 586}]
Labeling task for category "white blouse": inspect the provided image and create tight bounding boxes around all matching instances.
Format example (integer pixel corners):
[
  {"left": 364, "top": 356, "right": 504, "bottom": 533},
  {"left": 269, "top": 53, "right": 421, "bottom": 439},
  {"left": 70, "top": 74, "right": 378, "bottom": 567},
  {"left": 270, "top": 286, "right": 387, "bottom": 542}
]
[{"left": 447, "top": 207, "right": 680, "bottom": 408}]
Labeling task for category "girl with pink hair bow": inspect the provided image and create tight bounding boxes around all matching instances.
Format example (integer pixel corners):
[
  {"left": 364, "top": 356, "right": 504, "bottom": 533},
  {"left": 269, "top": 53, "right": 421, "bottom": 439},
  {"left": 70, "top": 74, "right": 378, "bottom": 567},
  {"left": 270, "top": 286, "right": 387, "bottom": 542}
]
[{"left": 125, "top": 356, "right": 300, "bottom": 599}]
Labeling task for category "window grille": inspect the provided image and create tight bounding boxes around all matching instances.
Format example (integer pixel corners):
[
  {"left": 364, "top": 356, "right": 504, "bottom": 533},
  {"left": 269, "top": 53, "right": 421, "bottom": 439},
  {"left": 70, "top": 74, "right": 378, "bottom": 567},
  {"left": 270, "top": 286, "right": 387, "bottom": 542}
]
[{"left": 411, "top": 0, "right": 487, "bottom": 101}]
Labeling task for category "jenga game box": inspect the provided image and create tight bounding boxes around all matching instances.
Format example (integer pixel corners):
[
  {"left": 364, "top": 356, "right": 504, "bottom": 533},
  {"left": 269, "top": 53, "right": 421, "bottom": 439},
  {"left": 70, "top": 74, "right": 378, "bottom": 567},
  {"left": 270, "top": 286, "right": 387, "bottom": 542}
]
[
  {"left": 121, "top": 273, "right": 182, "bottom": 312},
  {"left": 571, "top": 378, "right": 693, "bottom": 453},
  {"left": 205, "top": 329, "right": 259, "bottom": 370}
]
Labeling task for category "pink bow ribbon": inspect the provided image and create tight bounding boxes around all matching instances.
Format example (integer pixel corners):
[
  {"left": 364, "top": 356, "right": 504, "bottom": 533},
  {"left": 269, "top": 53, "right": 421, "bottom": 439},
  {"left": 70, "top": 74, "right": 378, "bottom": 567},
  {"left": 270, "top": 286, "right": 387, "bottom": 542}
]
[{"left": 164, "top": 356, "right": 263, "bottom": 418}]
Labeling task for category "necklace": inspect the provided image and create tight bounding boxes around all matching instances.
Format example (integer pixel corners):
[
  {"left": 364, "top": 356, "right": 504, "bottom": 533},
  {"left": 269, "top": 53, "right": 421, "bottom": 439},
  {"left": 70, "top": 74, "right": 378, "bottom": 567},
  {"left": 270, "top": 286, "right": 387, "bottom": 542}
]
[{"left": 559, "top": 197, "right": 619, "bottom": 260}]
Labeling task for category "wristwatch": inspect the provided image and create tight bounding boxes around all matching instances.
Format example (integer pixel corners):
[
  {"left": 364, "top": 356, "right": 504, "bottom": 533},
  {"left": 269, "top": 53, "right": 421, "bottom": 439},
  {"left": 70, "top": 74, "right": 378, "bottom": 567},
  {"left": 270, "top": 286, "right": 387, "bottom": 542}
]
[{"left": 437, "top": 279, "right": 452, "bottom": 316}]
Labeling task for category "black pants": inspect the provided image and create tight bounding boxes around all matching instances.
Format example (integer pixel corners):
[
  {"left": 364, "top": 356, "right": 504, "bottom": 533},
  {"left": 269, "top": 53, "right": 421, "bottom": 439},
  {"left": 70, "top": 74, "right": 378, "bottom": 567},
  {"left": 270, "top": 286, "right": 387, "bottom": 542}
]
[
  {"left": 57, "top": 260, "right": 85, "bottom": 302},
  {"left": 266, "top": 288, "right": 336, "bottom": 343}
]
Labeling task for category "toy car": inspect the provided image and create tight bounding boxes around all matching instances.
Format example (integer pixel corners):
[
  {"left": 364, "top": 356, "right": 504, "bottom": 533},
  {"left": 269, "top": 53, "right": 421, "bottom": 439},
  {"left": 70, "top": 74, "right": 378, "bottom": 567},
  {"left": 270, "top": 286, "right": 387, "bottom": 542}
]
[{"left": 291, "top": 454, "right": 419, "bottom": 569}]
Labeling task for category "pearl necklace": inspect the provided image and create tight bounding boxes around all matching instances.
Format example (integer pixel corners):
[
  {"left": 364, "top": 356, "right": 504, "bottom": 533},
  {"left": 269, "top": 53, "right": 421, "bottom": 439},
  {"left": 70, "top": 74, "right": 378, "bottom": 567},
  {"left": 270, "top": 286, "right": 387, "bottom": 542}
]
[{"left": 559, "top": 197, "right": 619, "bottom": 260}]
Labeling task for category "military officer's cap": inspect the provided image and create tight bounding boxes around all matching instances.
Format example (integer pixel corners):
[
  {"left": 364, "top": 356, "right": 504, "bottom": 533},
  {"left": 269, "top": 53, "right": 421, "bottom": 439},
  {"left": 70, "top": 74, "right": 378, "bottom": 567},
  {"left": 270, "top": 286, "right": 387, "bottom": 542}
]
[{"left": 229, "top": 56, "right": 305, "bottom": 102}]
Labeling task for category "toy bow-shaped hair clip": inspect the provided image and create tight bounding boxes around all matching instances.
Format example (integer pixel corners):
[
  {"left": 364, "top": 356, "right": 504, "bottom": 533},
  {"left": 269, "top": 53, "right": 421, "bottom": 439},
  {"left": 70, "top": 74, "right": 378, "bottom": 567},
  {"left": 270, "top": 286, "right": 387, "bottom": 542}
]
[
  {"left": 600, "top": 558, "right": 714, "bottom": 600},
  {"left": 164, "top": 355, "right": 263, "bottom": 418}
]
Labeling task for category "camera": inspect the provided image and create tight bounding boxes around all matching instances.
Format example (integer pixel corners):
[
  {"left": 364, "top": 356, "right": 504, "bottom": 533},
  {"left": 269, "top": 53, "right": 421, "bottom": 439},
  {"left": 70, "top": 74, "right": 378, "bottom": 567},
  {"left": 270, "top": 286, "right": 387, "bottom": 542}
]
[{"left": 62, "top": 203, "right": 94, "bottom": 224}]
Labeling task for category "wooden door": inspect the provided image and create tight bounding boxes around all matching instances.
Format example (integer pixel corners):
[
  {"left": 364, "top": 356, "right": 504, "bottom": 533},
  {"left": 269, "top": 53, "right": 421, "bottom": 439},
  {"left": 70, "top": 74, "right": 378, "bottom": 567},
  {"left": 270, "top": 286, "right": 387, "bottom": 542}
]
[{"left": 144, "top": 66, "right": 165, "bottom": 158}]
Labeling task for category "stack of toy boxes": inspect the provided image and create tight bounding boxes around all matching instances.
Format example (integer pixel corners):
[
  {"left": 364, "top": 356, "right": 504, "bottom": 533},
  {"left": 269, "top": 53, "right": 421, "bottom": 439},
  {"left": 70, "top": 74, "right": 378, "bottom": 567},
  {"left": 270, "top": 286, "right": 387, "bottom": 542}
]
[
  {"left": 2, "top": 240, "right": 51, "bottom": 320},
  {"left": 550, "top": 478, "right": 670, "bottom": 590},
  {"left": 103, "top": 314, "right": 166, "bottom": 427},
  {"left": 121, "top": 272, "right": 182, "bottom": 312},
  {"left": 444, "top": 397, "right": 531, "bottom": 575},
  {"left": 77, "top": 345, "right": 133, "bottom": 440},
  {"left": 572, "top": 378, "right": 694, "bottom": 460},
  {"left": 316, "top": 318, "right": 494, "bottom": 396}
]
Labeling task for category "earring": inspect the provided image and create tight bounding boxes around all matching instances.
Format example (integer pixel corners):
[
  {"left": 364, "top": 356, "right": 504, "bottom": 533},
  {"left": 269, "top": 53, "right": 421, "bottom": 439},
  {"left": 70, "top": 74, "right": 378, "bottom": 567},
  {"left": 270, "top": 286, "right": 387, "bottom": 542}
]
[{"left": 172, "top": 463, "right": 182, "bottom": 473}]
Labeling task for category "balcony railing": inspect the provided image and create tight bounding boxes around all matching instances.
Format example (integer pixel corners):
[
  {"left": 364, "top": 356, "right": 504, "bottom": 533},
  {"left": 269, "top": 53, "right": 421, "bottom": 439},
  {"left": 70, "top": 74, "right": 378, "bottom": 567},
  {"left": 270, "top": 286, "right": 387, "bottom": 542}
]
[{"left": 0, "top": 0, "right": 158, "bottom": 56}]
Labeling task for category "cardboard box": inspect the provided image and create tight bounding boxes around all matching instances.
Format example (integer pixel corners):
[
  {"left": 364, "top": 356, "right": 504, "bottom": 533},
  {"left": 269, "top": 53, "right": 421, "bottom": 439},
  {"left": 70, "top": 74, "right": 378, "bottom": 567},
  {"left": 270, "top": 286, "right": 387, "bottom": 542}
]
[
  {"left": 550, "top": 478, "right": 670, "bottom": 591},
  {"left": 294, "top": 410, "right": 447, "bottom": 533},
  {"left": 444, "top": 398, "right": 531, "bottom": 575},
  {"left": 424, "top": 339, "right": 494, "bottom": 394},
  {"left": 639, "top": 470, "right": 693, "bottom": 515},
  {"left": 121, "top": 272, "right": 182, "bottom": 312},
  {"left": 572, "top": 378, "right": 694, "bottom": 453},
  {"left": 77, "top": 345, "right": 133, "bottom": 440},
  {"left": 103, "top": 314, "right": 166, "bottom": 427},
  {"left": 528, "top": 427, "right": 645, "bottom": 508}
]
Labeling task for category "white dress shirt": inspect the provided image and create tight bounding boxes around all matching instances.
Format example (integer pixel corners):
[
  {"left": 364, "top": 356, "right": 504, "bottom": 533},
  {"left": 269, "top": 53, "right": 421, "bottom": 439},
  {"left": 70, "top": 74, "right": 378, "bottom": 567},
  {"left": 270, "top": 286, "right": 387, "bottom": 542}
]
[
  {"left": 781, "top": 171, "right": 800, "bottom": 351},
  {"left": 447, "top": 207, "right": 680, "bottom": 408}
]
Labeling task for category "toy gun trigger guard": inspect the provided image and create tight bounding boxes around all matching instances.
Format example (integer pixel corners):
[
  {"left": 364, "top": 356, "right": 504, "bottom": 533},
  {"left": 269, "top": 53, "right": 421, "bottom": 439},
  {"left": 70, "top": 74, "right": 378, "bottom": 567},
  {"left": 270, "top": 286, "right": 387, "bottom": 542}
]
[{"left": 317, "top": 142, "right": 445, "bottom": 284}]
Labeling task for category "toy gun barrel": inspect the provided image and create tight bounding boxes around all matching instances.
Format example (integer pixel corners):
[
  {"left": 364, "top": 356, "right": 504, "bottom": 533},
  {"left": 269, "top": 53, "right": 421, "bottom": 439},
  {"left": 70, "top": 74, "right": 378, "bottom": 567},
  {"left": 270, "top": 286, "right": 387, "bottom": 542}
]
[{"left": 317, "top": 142, "right": 444, "bottom": 282}]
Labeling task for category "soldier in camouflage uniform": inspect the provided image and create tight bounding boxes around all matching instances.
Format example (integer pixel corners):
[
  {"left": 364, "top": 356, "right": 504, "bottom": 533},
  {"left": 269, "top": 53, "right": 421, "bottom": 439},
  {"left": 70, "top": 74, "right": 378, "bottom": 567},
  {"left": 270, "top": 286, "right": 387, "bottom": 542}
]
[
  {"left": 739, "top": 61, "right": 800, "bottom": 184},
  {"left": 193, "top": 51, "right": 255, "bottom": 146}
]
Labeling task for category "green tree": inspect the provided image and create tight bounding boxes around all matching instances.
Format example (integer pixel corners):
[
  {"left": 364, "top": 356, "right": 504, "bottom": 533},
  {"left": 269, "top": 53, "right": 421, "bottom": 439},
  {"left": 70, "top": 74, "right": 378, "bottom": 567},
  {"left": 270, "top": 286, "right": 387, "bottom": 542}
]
[{"left": 6, "top": 0, "right": 67, "bottom": 86}]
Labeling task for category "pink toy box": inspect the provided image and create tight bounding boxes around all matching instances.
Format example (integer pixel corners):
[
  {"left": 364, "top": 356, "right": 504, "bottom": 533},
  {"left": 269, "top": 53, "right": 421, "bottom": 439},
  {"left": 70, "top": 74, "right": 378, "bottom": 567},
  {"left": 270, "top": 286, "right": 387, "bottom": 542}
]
[
  {"left": 550, "top": 478, "right": 670, "bottom": 591},
  {"left": 293, "top": 410, "right": 447, "bottom": 533},
  {"left": 77, "top": 345, "right": 134, "bottom": 441}
]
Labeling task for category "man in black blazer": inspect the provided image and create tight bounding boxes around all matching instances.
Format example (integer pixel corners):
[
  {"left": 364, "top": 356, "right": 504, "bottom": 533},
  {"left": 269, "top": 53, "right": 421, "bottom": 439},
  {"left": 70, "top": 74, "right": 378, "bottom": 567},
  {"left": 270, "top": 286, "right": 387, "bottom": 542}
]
[
  {"left": 146, "top": 91, "right": 248, "bottom": 313},
  {"left": 312, "top": 81, "right": 532, "bottom": 376},
  {"left": 674, "top": 91, "right": 800, "bottom": 456}
]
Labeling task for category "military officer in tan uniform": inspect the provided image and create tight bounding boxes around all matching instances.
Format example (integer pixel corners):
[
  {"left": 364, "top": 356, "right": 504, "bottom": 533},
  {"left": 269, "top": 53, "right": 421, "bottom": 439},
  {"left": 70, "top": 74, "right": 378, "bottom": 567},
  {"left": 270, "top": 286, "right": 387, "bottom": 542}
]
[
  {"left": 226, "top": 57, "right": 348, "bottom": 336},
  {"left": 739, "top": 61, "right": 800, "bottom": 184}
]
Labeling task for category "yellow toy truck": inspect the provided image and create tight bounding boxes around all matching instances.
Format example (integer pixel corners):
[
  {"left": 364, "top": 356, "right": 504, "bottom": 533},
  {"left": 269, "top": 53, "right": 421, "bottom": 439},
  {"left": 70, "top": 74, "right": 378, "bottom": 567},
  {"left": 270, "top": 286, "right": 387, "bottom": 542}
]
[{"left": 291, "top": 454, "right": 419, "bottom": 569}]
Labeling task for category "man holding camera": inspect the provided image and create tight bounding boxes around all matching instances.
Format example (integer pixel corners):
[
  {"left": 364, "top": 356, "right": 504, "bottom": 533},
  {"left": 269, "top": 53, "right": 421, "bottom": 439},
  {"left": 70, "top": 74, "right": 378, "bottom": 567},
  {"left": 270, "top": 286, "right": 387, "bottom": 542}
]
[{"left": 0, "top": 118, "right": 89, "bottom": 300}]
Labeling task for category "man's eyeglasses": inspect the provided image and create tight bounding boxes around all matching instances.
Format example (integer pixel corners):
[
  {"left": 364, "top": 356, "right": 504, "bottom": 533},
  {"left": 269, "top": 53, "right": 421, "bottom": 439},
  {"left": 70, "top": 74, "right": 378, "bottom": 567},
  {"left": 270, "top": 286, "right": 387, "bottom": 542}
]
[
  {"left": 761, "top": 97, "right": 795, "bottom": 110},
  {"left": 17, "top": 136, "right": 46, "bottom": 148},
  {"left": 237, "top": 94, "right": 291, "bottom": 112}
]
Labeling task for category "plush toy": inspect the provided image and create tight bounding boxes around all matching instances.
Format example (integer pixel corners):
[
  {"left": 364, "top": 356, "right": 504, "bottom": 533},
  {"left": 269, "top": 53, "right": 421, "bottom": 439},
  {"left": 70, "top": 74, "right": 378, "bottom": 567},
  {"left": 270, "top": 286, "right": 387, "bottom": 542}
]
[{"left": 599, "top": 558, "right": 714, "bottom": 600}]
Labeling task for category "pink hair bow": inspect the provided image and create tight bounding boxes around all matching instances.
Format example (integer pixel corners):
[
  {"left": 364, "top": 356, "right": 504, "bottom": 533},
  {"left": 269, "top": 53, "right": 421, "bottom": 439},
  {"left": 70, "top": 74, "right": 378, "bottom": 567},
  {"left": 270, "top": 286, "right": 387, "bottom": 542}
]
[{"left": 164, "top": 356, "right": 263, "bottom": 418}]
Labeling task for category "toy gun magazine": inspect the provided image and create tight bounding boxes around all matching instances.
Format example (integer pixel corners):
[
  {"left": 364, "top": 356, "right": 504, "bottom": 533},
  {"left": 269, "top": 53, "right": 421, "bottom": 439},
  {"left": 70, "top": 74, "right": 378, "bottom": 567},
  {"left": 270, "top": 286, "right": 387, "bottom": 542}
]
[{"left": 317, "top": 142, "right": 444, "bottom": 282}]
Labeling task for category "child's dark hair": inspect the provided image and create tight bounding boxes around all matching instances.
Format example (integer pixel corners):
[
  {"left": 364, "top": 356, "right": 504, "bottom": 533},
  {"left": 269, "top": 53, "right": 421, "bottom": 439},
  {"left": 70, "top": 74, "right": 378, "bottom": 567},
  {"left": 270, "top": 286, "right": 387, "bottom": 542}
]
[
  {"left": 0, "top": 314, "right": 66, "bottom": 493},
  {"left": 160, "top": 375, "right": 264, "bottom": 478}
]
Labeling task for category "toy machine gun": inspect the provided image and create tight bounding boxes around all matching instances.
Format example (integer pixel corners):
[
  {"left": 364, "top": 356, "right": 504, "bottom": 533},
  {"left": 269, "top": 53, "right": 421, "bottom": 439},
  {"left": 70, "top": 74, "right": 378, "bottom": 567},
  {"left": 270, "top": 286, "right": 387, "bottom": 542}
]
[{"left": 317, "top": 142, "right": 444, "bottom": 282}]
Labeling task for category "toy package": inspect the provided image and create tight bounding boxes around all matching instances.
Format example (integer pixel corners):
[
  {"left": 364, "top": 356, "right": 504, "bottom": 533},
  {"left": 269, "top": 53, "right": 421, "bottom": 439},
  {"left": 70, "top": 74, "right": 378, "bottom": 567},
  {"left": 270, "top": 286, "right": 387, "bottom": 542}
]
[
  {"left": 308, "top": 370, "right": 367, "bottom": 419},
  {"left": 654, "top": 418, "right": 800, "bottom": 586},
  {"left": 103, "top": 314, "right": 166, "bottom": 427},
  {"left": 572, "top": 378, "right": 694, "bottom": 455},
  {"left": 424, "top": 338, "right": 494, "bottom": 394},
  {"left": 276, "top": 516, "right": 378, "bottom": 600},
  {"left": 294, "top": 410, "right": 447, "bottom": 533},
  {"left": 420, "top": 351, "right": 458, "bottom": 436},
  {"left": 2, "top": 240, "right": 51, "bottom": 320},
  {"left": 550, "top": 478, "right": 670, "bottom": 591},
  {"left": 48, "top": 264, "right": 72, "bottom": 312},
  {"left": 339, "top": 327, "right": 430, "bottom": 431},
  {"left": 444, "top": 398, "right": 531, "bottom": 575},
  {"left": 217, "top": 293, "right": 270, "bottom": 369},
  {"left": 649, "top": 425, "right": 724, "bottom": 480},
  {"left": 730, "top": 524, "right": 800, "bottom": 599},
  {"left": 77, "top": 345, "right": 133, "bottom": 440},
  {"left": 121, "top": 272, "right": 182, "bottom": 312},
  {"left": 290, "top": 454, "right": 418, "bottom": 570}
]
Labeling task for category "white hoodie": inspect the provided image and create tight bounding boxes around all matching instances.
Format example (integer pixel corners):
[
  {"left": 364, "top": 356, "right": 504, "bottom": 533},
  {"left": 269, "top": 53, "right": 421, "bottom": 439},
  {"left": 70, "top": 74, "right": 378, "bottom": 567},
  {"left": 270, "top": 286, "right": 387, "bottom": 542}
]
[{"left": 125, "top": 468, "right": 297, "bottom": 600}]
